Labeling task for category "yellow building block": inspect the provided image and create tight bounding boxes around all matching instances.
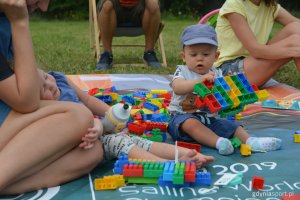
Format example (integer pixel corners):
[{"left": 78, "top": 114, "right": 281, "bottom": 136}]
[
  {"left": 109, "top": 92, "right": 119, "bottom": 101},
  {"left": 294, "top": 134, "right": 300, "bottom": 143},
  {"left": 255, "top": 90, "right": 270, "bottom": 101},
  {"left": 240, "top": 144, "right": 251, "bottom": 156},
  {"left": 224, "top": 76, "right": 242, "bottom": 96},
  {"left": 227, "top": 90, "right": 241, "bottom": 108},
  {"left": 235, "top": 113, "right": 242, "bottom": 120},
  {"left": 150, "top": 89, "right": 168, "bottom": 94},
  {"left": 140, "top": 108, "right": 154, "bottom": 114},
  {"left": 94, "top": 175, "right": 125, "bottom": 190},
  {"left": 150, "top": 100, "right": 162, "bottom": 108}
]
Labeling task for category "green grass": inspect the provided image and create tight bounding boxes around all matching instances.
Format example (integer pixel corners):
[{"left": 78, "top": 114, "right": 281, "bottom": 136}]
[{"left": 30, "top": 16, "right": 300, "bottom": 88}]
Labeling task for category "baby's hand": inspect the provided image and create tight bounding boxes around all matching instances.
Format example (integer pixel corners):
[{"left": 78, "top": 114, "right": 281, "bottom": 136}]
[
  {"left": 201, "top": 71, "right": 215, "bottom": 83},
  {"left": 79, "top": 118, "right": 103, "bottom": 149}
]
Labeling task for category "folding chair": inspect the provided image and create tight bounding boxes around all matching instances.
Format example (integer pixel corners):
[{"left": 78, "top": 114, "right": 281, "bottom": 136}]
[
  {"left": 89, "top": 0, "right": 167, "bottom": 67},
  {"left": 198, "top": 9, "right": 220, "bottom": 28}
]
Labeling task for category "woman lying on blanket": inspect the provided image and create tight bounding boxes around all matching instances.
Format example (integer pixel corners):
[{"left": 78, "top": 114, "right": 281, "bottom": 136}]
[
  {"left": 38, "top": 70, "right": 215, "bottom": 168},
  {"left": 0, "top": 0, "right": 102, "bottom": 195}
]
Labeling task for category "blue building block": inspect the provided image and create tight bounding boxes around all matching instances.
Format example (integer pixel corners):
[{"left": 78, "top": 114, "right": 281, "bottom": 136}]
[
  {"left": 113, "top": 154, "right": 130, "bottom": 174},
  {"left": 158, "top": 175, "right": 191, "bottom": 187},
  {"left": 122, "top": 96, "right": 135, "bottom": 105},
  {"left": 214, "top": 77, "right": 231, "bottom": 91},
  {"left": 151, "top": 114, "right": 169, "bottom": 122},
  {"left": 193, "top": 172, "right": 211, "bottom": 186},
  {"left": 143, "top": 102, "right": 159, "bottom": 112},
  {"left": 213, "top": 92, "right": 229, "bottom": 110},
  {"left": 236, "top": 73, "right": 255, "bottom": 93},
  {"left": 96, "top": 95, "right": 113, "bottom": 104},
  {"left": 163, "top": 161, "right": 175, "bottom": 181}
]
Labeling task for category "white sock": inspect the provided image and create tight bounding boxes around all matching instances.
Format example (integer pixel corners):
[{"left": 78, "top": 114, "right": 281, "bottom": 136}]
[
  {"left": 246, "top": 137, "right": 282, "bottom": 152},
  {"left": 216, "top": 137, "right": 234, "bottom": 155}
]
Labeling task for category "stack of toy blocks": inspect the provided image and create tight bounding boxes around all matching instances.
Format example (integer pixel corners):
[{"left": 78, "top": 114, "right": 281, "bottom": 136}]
[
  {"left": 194, "top": 73, "right": 269, "bottom": 117},
  {"left": 88, "top": 87, "right": 171, "bottom": 142},
  {"left": 113, "top": 154, "right": 211, "bottom": 187},
  {"left": 94, "top": 175, "right": 125, "bottom": 190}
]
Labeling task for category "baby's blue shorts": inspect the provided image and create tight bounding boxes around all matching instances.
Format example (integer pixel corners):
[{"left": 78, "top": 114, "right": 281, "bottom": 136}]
[
  {"left": 167, "top": 112, "right": 240, "bottom": 142},
  {"left": 0, "top": 100, "right": 11, "bottom": 126}
]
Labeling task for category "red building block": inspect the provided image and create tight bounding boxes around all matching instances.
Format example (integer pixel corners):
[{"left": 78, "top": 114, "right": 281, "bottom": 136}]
[
  {"left": 184, "top": 162, "right": 196, "bottom": 182},
  {"left": 194, "top": 96, "right": 205, "bottom": 109},
  {"left": 282, "top": 194, "right": 300, "bottom": 200},
  {"left": 123, "top": 164, "right": 143, "bottom": 177},
  {"left": 128, "top": 122, "right": 145, "bottom": 135},
  {"left": 203, "top": 79, "right": 214, "bottom": 90},
  {"left": 204, "top": 94, "right": 222, "bottom": 113},
  {"left": 252, "top": 176, "right": 264, "bottom": 190},
  {"left": 177, "top": 141, "right": 201, "bottom": 153}
]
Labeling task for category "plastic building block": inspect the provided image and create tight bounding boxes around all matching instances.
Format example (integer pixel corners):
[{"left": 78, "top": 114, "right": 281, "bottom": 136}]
[
  {"left": 150, "top": 89, "right": 168, "bottom": 94},
  {"left": 173, "top": 162, "right": 185, "bottom": 184},
  {"left": 230, "top": 137, "right": 242, "bottom": 148},
  {"left": 295, "top": 131, "right": 300, "bottom": 143},
  {"left": 126, "top": 177, "right": 158, "bottom": 184},
  {"left": 128, "top": 122, "right": 145, "bottom": 135},
  {"left": 177, "top": 141, "right": 201, "bottom": 153},
  {"left": 282, "top": 194, "right": 300, "bottom": 200},
  {"left": 143, "top": 102, "right": 159, "bottom": 112},
  {"left": 194, "top": 172, "right": 211, "bottom": 186},
  {"left": 144, "top": 162, "right": 165, "bottom": 178},
  {"left": 194, "top": 96, "right": 205, "bottom": 109},
  {"left": 214, "top": 77, "right": 231, "bottom": 91},
  {"left": 123, "top": 164, "right": 143, "bottom": 177},
  {"left": 227, "top": 173, "right": 243, "bottom": 186},
  {"left": 88, "top": 88, "right": 100, "bottom": 96},
  {"left": 184, "top": 162, "right": 196, "bottom": 182},
  {"left": 163, "top": 161, "right": 176, "bottom": 181},
  {"left": 94, "top": 175, "right": 125, "bottom": 190},
  {"left": 194, "top": 83, "right": 211, "bottom": 98},
  {"left": 122, "top": 96, "right": 135, "bottom": 105},
  {"left": 203, "top": 79, "right": 214, "bottom": 90},
  {"left": 252, "top": 176, "right": 264, "bottom": 190},
  {"left": 204, "top": 94, "right": 222, "bottom": 113},
  {"left": 113, "top": 154, "right": 130, "bottom": 174},
  {"left": 240, "top": 144, "right": 251, "bottom": 156}
]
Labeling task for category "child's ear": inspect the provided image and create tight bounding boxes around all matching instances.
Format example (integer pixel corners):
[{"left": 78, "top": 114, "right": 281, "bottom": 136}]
[
  {"left": 181, "top": 51, "right": 186, "bottom": 62},
  {"left": 215, "top": 50, "right": 220, "bottom": 60}
]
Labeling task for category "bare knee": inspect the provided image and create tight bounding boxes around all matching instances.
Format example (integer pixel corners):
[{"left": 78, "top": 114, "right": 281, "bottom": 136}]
[
  {"left": 145, "top": 0, "right": 160, "bottom": 14},
  {"left": 181, "top": 118, "right": 203, "bottom": 133},
  {"left": 100, "top": 0, "right": 114, "bottom": 14},
  {"left": 66, "top": 103, "right": 94, "bottom": 136}
]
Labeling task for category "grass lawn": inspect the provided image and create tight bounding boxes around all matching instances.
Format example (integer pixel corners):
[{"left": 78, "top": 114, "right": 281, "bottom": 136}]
[{"left": 30, "top": 16, "right": 300, "bottom": 89}]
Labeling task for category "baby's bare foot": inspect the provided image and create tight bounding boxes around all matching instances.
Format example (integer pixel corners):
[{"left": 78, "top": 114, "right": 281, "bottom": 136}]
[{"left": 179, "top": 149, "right": 214, "bottom": 168}]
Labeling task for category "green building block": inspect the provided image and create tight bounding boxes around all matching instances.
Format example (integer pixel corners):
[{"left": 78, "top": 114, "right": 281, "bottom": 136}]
[
  {"left": 126, "top": 177, "right": 158, "bottom": 184},
  {"left": 194, "top": 83, "right": 211, "bottom": 98},
  {"left": 144, "top": 162, "right": 165, "bottom": 178},
  {"left": 230, "top": 137, "right": 242, "bottom": 148},
  {"left": 172, "top": 162, "right": 185, "bottom": 185}
]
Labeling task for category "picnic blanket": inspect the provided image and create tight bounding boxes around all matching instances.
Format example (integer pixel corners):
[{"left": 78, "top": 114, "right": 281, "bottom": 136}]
[{"left": 1, "top": 74, "right": 300, "bottom": 200}]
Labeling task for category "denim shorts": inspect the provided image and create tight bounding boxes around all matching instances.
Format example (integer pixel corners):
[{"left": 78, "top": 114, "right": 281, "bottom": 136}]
[
  {"left": 167, "top": 112, "right": 240, "bottom": 142},
  {"left": 0, "top": 100, "right": 11, "bottom": 126},
  {"left": 218, "top": 57, "right": 245, "bottom": 76}
]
